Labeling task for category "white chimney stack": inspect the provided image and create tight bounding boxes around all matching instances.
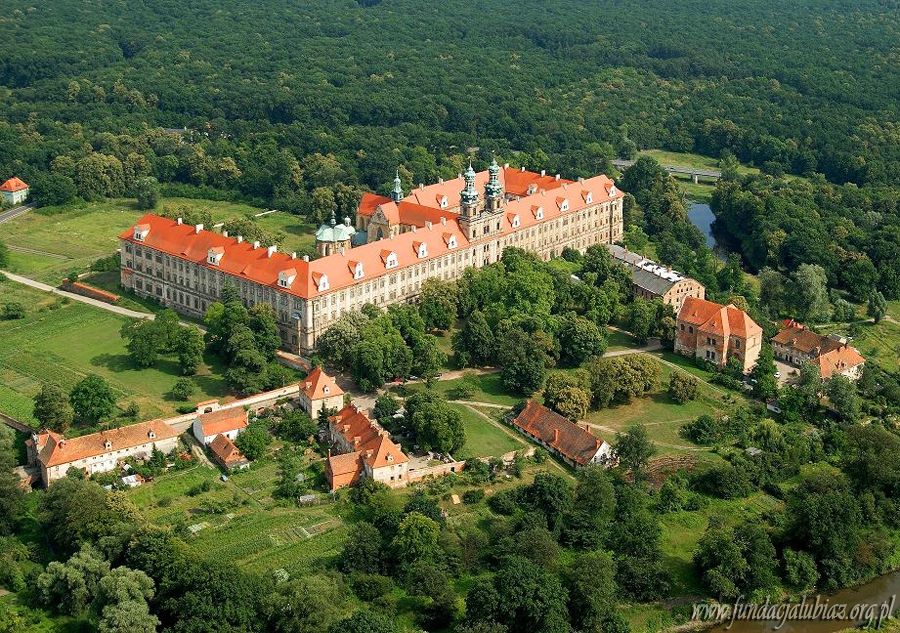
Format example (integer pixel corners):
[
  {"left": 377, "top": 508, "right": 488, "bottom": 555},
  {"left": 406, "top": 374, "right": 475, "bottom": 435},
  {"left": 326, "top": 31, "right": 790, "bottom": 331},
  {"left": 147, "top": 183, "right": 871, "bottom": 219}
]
[
  {"left": 425, "top": 221, "right": 432, "bottom": 229},
  {"left": 176, "top": 217, "right": 183, "bottom": 225},
  {"left": 252, "top": 240, "right": 260, "bottom": 249},
  {"left": 194, "top": 223, "right": 204, "bottom": 234},
  {"left": 302, "top": 255, "right": 310, "bottom": 262},
  {"left": 222, "top": 230, "right": 229, "bottom": 237},
  {"left": 267, "top": 245, "right": 277, "bottom": 258},
  {"left": 541, "top": 169, "right": 546, "bottom": 176},
  {"left": 291, "top": 252, "right": 297, "bottom": 260},
  {"left": 237, "top": 235, "right": 243, "bottom": 244},
  {"left": 440, "top": 217, "right": 446, "bottom": 225},
  {"left": 555, "top": 174, "right": 561, "bottom": 181}
]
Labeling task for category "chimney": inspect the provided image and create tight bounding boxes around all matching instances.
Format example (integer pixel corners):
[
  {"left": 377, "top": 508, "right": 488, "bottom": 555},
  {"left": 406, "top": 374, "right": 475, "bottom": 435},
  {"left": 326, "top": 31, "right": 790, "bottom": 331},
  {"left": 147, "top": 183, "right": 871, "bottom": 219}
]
[
  {"left": 458, "top": 172, "right": 462, "bottom": 179},
  {"left": 302, "top": 255, "right": 310, "bottom": 262},
  {"left": 578, "top": 177, "right": 585, "bottom": 183},
  {"left": 252, "top": 240, "right": 260, "bottom": 249},
  {"left": 267, "top": 245, "right": 277, "bottom": 258},
  {"left": 540, "top": 169, "right": 546, "bottom": 176},
  {"left": 425, "top": 220, "right": 432, "bottom": 229},
  {"left": 440, "top": 217, "right": 447, "bottom": 225},
  {"left": 236, "top": 235, "right": 243, "bottom": 244},
  {"left": 194, "top": 223, "right": 204, "bottom": 234},
  {"left": 222, "top": 230, "right": 228, "bottom": 237},
  {"left": 419, "top": 183, "right": 424, "bottom": 189},
  {"left": 438, "top": 177, "right": 444, "bottom": 184},
  {"left": 555, "top": 174, "right": 560, "bottom": 181},
  {"left": 521, "top": 166, "right": 526, "bottom": 172},
  {"left": 176, "top": 217, "right": 183, "bottom": 225},
  {"left": 291, "top": 252, "right": 297, "bottom": 260}
]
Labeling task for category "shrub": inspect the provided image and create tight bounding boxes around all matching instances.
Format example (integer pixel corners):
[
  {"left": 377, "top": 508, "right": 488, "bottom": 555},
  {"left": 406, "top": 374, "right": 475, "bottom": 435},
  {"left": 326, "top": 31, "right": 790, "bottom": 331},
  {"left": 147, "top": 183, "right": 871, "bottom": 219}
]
[
  {"left": 462, "top": 489, "right": 485, "bottom": 504},
  {"left": 1, "top": 302, "right": 25, "bottom": 320},
  {"left": 669, "top": 372, "right": 699, "bottom": 404},
  {"left": 171, "top": 377, "right": 196, "bottom": 401},
  {"left": 487, "top": 489, "right": 521, "bottom": 515},
  {"left": 187, "top": 480, "right": 213, "bottom": 496},
  {"left": 350, "top": 573, "right": 394, "bottom": 601}
]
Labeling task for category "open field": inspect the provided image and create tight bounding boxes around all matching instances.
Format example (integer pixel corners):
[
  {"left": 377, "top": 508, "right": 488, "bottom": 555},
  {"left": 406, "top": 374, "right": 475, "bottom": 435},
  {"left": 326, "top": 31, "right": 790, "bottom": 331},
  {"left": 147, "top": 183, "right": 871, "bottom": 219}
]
[
  {"left": 585, "top": 361, "right": 736, "bottom": 456},
  {"left": 451, "top": 403, "right": 524, "bottom": 459},
  {"left": 397, "top": 372, "right": 522, "bottom": 407},
  {"left": 0, "top": 281, "right": 228, "bottom": 425},
  {"left": 0, "top": 197, "right": 316, "bottom": 284},
  {"left": 606, "top": 328, "right": 640, "bottom": 351}
]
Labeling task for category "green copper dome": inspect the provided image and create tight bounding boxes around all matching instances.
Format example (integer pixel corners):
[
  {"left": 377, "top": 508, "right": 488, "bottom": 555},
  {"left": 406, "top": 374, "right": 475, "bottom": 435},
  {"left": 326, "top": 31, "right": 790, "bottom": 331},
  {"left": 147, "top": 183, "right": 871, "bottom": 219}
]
[{"left": 316, "top": 212, "right": 356, "bottom": 243}]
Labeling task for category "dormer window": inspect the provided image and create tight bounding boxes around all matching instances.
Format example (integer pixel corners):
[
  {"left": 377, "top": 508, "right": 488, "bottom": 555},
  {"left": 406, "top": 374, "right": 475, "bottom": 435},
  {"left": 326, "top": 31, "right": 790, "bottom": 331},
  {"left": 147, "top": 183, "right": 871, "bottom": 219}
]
[
  {"left": 608, "top": 184, "right": 618, "bottom": 196},
  {"left": 207, "top": 247, "right": 225, "bottom": 266},
  {"left": 583, "top": 191, "right": 593, "bottom": 204},
  {"left": 323, "top": 385, "right": 330, "bottom": 394},
  {"left": 387, "top": 453, "right": 394, "bottom": 462},
  {"left": 278, "top": 268, "right": 297, "bottom": 288},
  {"left": 148, "top": 430, "right": 156, "bottom": 439},
  {"left": 414, "top": 241, "right": 428, "bottom": 258},
  {"left": 104, "top": 439, "right": 112, "bottom": 450},
  {"left": 443, "top": 233, "right": 457, "bottom": 249},
  {"left": 350, "top": 261, "right": 364, "bottom": 280},
  {"left": 381, "top": 250, "right": 398, "bottom": 269},
  {"left": 437, "top": 194, "right": 448, "bottom": 209},
  {"left": 557, "top": 197, "right": 569, "bottom": 211},
  {"left": 133, "top": 224, "right": 150, "bottom": 241},
  {"left": 313, "top": 273, "right": 329, "bottom": 292},
  {"left": 509, "top": 213, "right": 521, "bottom": 229},
  {"left": 527, "top": 183, "right": 538, "bottom": 195},
  {"left": 532, "top": 205, "right": 544, "bottom": 220}
]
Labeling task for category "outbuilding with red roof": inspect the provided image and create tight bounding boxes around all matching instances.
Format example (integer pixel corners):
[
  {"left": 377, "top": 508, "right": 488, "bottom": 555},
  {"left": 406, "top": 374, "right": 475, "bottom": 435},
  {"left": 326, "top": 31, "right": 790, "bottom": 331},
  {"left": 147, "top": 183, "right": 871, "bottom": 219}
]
[{"left": 1, "top": 177, "right": 29, "bottom": 205}]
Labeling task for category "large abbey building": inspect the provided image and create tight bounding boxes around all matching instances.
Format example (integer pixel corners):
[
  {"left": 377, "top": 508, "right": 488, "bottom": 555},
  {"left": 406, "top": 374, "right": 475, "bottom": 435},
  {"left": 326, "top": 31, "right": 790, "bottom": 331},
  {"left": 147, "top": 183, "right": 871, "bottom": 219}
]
[{"left": 119, "top": 161, "right": 624, "bottom": 353}]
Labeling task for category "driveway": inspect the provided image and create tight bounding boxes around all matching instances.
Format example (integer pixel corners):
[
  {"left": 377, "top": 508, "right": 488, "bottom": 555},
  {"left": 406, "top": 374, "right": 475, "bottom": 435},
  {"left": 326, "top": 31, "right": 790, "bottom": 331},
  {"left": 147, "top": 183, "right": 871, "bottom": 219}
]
[{"left": 0, "top": 203, "right": 34, "bottom": 225}]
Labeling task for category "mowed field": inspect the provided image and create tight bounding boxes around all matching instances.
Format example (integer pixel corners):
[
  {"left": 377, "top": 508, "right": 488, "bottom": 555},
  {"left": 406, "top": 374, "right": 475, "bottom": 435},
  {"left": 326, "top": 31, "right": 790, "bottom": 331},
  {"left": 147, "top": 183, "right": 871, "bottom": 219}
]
[
  {"left": 451, "top": 403, "right": 525, "bottom": 459},
  {"left": 584, "top": 360, "right": 733, "bottom": 456},
  {"left": 0, "top": 281, "right": 228, "bottom": 425},
  {"left": 0, "top": 197, "right": 316, "bottom": 284}
]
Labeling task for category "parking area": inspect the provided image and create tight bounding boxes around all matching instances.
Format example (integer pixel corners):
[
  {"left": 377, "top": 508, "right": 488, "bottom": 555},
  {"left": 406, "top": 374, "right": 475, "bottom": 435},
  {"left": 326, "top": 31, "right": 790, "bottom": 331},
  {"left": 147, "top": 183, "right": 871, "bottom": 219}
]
[{"left": 775, "top": 360, "right": 800, "bottom": 386}]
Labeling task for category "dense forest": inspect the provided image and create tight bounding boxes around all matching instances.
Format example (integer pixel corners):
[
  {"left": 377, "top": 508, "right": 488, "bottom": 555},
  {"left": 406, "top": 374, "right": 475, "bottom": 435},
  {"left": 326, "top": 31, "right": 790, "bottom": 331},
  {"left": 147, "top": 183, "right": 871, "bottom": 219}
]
[{"left": 1, "top": 0, "right": 898, "bottom": 217}]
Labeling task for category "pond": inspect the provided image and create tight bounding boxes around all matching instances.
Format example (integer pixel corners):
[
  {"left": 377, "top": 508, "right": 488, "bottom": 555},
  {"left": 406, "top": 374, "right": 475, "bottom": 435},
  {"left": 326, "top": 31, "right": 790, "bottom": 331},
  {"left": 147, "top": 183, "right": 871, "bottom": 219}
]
[{"left": 687, "top": 201, "right": 717, "bottom": 249}]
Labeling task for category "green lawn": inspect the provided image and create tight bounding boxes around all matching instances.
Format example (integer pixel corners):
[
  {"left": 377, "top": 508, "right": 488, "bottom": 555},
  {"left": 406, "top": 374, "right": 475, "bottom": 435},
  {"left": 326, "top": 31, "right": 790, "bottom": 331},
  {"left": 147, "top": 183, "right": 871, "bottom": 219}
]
[
  {"left": 399, "top": 372, "right": 522, "bottom": 407},
  {"left": 585, "top": 361, "right": 734, "bottom": 455},
  {"left": 451, "top": 403, "right": 524, "bottom": 459},
  {"left": 0, "top": 281, "right": 228, "bottom": 424},
  {"left": 606, "top": 328, "right": 640, "bottom": 352},
  {"left": 0, "top": 197, "right": 315, "bottom": 284}
]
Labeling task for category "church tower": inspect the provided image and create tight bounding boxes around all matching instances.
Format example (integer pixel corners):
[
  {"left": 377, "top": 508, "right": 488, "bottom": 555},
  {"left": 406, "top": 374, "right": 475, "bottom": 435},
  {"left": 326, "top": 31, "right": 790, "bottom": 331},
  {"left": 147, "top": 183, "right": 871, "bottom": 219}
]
[
  {"left": 484, "top": 158, "right": 504, "bottom": 213},
  {"left": 459, "top": 163, "right": 479, "bottom": 219},
  {"left": 391, "top": 169, "right": 404, "bottom": 203}
]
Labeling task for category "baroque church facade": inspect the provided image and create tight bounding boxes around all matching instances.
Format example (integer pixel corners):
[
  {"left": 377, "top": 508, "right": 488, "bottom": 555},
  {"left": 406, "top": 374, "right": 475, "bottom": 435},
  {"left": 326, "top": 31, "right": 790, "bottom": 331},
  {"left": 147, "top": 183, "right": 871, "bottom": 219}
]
[{"left": 119, "top": 161, "right": 624, "bottom": 353}]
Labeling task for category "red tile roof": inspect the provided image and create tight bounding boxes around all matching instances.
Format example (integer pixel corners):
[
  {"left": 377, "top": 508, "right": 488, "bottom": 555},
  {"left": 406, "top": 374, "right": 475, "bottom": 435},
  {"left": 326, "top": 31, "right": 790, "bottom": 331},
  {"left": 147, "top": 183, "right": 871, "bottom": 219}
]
[
  {"left": 122, "top": 171, "right": 621, "bottom": 300},
  {"left": 327, "top": 450, "right": 362, "bottom": 477},
  {"left": 328, "top": 405, "right": 407, "bottom": 468},
  {"left": 0, "top": 177, "right": 28, "bottom": 192},
  {"left": 771, "top": 325, "right": 842, "bottom": 355},
  {"left": 678, "top": 297, "right": 761, "bottom": 339},
  {"left": 209, "top": 434, "right": 248, "bottom": 467},
  {"left": 301, "top": 366, "right": 343, "bottom": 401},
  {"left": 35, "top": 420, "right": 179, "bottom": 467},
  {"left": 196, "top": 408, "right": 248, "bottom": 437},
  {"left": 511, "top": 401, "right": 606, "bottom": 466},
  {"left": 816, "top": 345, "right": 866, "bottom": 379}
]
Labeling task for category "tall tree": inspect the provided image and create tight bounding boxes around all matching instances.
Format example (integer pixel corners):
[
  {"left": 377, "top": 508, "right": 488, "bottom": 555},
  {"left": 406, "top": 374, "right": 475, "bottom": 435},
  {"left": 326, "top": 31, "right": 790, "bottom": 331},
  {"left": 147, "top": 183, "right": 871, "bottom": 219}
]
[
  {"left": 69, "top": 374, "right": 116, "bottom": 424},
  {"left": 33, "top": 383, "right": 75, "bottom": 432}
]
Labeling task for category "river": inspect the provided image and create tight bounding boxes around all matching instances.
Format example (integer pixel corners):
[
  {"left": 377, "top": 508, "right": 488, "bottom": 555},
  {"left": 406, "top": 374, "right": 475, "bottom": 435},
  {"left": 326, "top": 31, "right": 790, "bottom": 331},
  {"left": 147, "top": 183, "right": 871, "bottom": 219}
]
[{"left": 704, "top": 571, "right": 900, "bottom": 633}]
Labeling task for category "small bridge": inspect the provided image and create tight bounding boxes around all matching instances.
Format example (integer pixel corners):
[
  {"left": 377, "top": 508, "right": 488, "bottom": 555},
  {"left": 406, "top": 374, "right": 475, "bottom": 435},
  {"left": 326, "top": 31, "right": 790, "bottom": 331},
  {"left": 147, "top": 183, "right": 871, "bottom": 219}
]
[{"left": 612, "top": 159, "right": 721, "bottom": 183}]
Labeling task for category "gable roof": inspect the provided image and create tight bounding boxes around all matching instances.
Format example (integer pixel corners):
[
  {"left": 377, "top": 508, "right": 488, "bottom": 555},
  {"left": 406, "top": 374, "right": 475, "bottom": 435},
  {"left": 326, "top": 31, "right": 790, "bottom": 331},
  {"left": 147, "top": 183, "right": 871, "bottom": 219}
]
[
  {"left": 0, "top": 177, "right": 28, "bottom": 192},
  {"left": 328, "top": 404, "right": 408, "bottom": 468},
  {"left": 511, "top": 401, "right": 606, "bottom": 466},
  {"left": 678, "top": 297, "right": 761, "bottom": 339},
  {"left": 196, "top": 408, "right": 248, "bottom": 437},
  {"left": 363, "top": 434, "right": 409, "bottom": 469},
  {"left": 771, "top": 325, "right": 843, "bottom": 355},
  {"left": 302, "top": 366, "right": 343, "bottom": 401},
  {"left": 327, "top": 450, "right": 362, "bottom": 477},
  {"left": 35, "top": 420, "right": 179, "bottom": 468},
  {"left": 208, "top": 433, "right": 247, "bottom": 466}
]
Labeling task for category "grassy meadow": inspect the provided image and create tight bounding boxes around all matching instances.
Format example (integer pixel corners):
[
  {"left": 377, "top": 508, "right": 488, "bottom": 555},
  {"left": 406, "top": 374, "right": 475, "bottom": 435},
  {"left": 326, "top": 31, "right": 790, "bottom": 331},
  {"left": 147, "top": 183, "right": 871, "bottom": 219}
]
[{"left": 0, "top": 280, "right": 228, "bottom": 425}]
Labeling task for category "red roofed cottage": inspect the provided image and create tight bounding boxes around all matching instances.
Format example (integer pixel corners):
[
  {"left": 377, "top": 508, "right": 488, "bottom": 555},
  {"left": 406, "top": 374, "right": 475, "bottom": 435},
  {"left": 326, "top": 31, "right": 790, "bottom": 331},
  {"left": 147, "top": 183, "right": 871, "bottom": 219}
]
[{"left": 1, "top": 177, "right": 29, "bottom": 205}]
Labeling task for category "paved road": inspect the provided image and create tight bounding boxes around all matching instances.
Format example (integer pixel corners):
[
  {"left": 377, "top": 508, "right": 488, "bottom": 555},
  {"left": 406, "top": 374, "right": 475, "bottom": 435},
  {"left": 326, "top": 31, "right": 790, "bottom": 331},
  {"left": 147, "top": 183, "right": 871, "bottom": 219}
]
[
  {"left": 1, "top": 269, "right": 203, "bottom": 330},
  {"left": 0, "top": 203, "right": 35, "bottom": 225}
]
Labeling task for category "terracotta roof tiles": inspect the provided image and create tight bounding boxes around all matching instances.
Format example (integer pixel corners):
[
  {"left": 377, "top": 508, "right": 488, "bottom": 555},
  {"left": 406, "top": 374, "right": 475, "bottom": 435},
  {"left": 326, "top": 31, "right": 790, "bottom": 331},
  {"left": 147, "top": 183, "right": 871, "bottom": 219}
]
[
  {"left": 196, "top": 408, "right": 248, "bottom": 437},
  {"left": 36, "top": 420, "right": 179, "bottom": 467},
  {"left": 0, "top": 177, "right": 28, "bottom": 192},
  {"left": 511, "top": 401, "right": 606, "bottom": 466}
]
